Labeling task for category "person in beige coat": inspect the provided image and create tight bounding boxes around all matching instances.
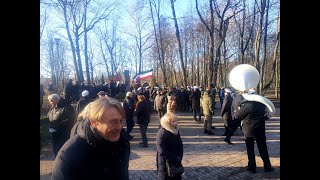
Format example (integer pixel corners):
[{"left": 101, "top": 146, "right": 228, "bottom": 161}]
[{"left": 201, "top": 89, "right": 215, "bottom": 135}]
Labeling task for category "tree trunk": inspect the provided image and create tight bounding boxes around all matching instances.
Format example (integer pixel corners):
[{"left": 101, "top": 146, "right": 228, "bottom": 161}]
[
  {"left": 196, "top": 39, "right": 200, "bottom": 86},
  {"left": 260, "top": 0, "right": 270, "bottom": 94},
  {"left": 223, "top": 40, "right": 227, "bottom": 86},
  {"left": 83, "top": 0, "right": 91, "bottom": 86},
  {"left": 170, "top": 0, "right": 188, "bottom": 88},
  {"left": 98, "top": 39, "right": 110, "bottom": 78},
  {"left": 75, "top": 33, "right": 84, "bottom": 83},
  {"left": 196, "top": 0, "right": 215, "bottom": 85},
  {"left": 139, "top": 34, "right": 142, "bottom": 73},
  {"left": 49, "top": 39, "right": 56, "bottom": 87},
  {"left": 202, "top": 38, "right": 206, "bottom": 86},
  {"left": 59, "top": 0, "right": 80, "bottom": 82},
  {"left": 261, "top": 13, "right": 280, "bottom": 97},
  {"left": 254, "top": 0, "right": 266, "bottom": 94},
  {"left": 149, "top": 0, "right": 167, "bottom": 86}
]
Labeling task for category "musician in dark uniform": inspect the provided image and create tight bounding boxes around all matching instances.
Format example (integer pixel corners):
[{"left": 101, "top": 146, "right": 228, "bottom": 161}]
[
  {"left": 228, "top": 64, "right": 275, "bottom": 174},
  {"left": 234, "top": 96, "right": 274, "bottom": 173}
]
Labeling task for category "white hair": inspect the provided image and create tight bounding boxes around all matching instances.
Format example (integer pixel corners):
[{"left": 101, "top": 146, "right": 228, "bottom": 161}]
[
  {"left": 48, "top": 93, "right": 60, "bottom": 101},
  {"left": 126, "top": 91, "right": 132, "bottom": 97}
]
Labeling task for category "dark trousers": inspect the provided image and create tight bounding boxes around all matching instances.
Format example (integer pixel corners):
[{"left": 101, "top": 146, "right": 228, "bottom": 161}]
[
  {"left": 223, "top": 117, "right": 232, "bottom": 135},
  {"left": 52, "top": 131, "right": 69, "bottom": 158},
  {"left": 180, "top": 101, "right": 187, "bottom": 112},
  {"left": 187, "top": 101, "right": 192, "bottom": 111},
  {"left": 225, "top": 121, "right": 241, "bottom": 141},
  {"left": 244, "top": 129, "right": 272, "bottom": 169},
  {"left": 157, "top": 171, "right": 182, "bottom": 180},
  {"left": 167, "top": 175, "right": 182, "bottom": 180},
  {"left": 139, "top": 124, "right": 148, "bottom": 145},
  {"left": 158, "top": 109, "right": 165, "bottom": 119},
  {"left": 203, "top": 115, "right": 212, "bottom": 131},
  {"left": 126, "top": 118, "right": 135, "bottom": 137},
  {"left": 193, "top": 108, "right": 201, "bottom": 121},
  {"left": 219, "top": 98, "right": 224, "bottom": 108},
  {"left": 157, "top": 109, "right": 165, "bottom": 127}
]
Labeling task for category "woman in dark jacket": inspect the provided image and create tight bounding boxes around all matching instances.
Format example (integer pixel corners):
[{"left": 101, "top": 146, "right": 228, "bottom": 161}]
[
  {"left": 52, "top": 98, "right": 130, "bottom": 180},
  {"left": 156, "top": 112, "right": 183, "bottom": 180}
]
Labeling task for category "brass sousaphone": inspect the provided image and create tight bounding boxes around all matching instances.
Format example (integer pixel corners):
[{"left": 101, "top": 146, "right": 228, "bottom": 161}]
[{"left": 228, "top": 64, "right": 276, "bottom": 118}]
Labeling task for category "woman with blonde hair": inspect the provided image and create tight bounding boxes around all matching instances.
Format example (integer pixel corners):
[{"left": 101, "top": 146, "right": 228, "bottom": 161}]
[{"left": 156, "top": 112, "right": 184, "bottom": 180}]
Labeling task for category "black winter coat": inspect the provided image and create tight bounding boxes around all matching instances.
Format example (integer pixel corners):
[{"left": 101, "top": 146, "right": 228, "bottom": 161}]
[
  {"left": 234, "top": 101, "right": 269, "bottom": 137},
  {"left": 134, "top": 99, "right": 150, "bottom": 125},
  {"left": 52, "top": 119, "right": 130, "bottom": 180},
  {"left": 123, "top": 97, "right": 135, "bottom": 120},
  {"left": 156, "top": 127, "right": 183, "bottom": 180},
  {"left": 231, "top": 94, "right": 245, "bottom": 120},
  {"left": 221, "top": 95, "right": 233, "bottom": 120},
  {"left": 190, "top": 89, "right": 201, "bottom": 109},
  {"left": 75, "top": 96, "right": 93, "bottom": 115},
  {"left": 47, "top": 98, "right": 76, "bottom": 135}
]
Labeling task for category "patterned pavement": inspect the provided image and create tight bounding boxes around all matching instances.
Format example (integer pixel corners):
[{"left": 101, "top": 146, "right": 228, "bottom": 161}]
[{"left": 40, "top": 104, "right": 280, "bottom": 180}]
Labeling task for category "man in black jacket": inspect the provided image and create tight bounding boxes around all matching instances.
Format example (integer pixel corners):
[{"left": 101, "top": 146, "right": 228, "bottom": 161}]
[
  {"left": 123, "top": 91, "right": 135, "bottom": 140},
  {"left": 134, "top": 90, "right": 150, "bottom": 147},
  {"left": 234, "top": 95, "right": 274, "bottom": 174},
  {"left": 47, "top": 94, "right": 76, "bottom": 158},
  {"left": 220, "top": 89, "right": 233, "bottom": 143},
  {"left": 52, "top": 98, "right": 130, "bottom": 180},
  {"left": 75, "top": 90, "right": 93, "bottom": 117}
]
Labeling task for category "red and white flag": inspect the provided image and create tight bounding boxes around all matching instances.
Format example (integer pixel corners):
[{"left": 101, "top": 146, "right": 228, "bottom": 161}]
[{"left": 133, "top": 69, "right": 153, "bottom": 81}]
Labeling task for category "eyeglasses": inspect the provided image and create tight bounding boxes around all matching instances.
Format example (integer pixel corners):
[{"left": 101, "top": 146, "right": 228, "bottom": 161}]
[{"left": 107, "top": 119, "right": 125, "bottom": 126}]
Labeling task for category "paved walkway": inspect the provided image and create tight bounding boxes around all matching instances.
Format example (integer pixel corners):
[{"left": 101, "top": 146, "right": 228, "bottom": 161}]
[{"left": 40, "top": 105, "right": 280, "bottom": 180}]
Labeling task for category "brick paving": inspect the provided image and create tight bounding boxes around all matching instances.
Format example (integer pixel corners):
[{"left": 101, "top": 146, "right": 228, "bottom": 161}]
[{"left": 40, "top": 104, "right": 280, "bottom": 180}]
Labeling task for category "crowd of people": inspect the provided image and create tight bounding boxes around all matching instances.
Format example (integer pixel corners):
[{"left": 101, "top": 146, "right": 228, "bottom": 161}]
[{"left": 41, "top": 78, "right": 275, "bottom": 180}]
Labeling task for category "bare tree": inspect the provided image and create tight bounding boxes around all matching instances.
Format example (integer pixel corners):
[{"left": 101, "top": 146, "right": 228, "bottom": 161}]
[
  {"left": 253, "top": 0, "right": 267, "bottom": 94},
  {"left": 55, "top": 0, "right": 81, "bottom": 83},
  {"left": 98, "top": 18, "right": 118, "bottom": 77},
  {"left": 88, "top": 40, "right": 95, "bottom": 84},
  {"left": 170, "top": 0, "right": 188, "bottom": 87},
  {"left": 196, "top": 0, "right": 215, "bottom": 85},
  {"left": 40, "top": 5, "right": 48, "bottom": 40},
  {"left": 214, "top": 0, "right": 241, "bottom": 86},
  {"left": 196, "top": 37, "right": 201, "bottom": 85},
  {"left": 148, "top": 0, "right": 168, "bottom": 86},
  {"left": 126, "top": 2, "right": 152, "bottom": 73},
  {"left": 46, "top": 33, "right": 68, "bottom": 93},
  {"left": 259, "top": 0, "right": 270, "bottom": 94},
  {"left": 261, "top": 11, "right": 279, "bottom": 96},
  {"left": 83, "top": 0, "right": 116, "bottom": 85},
  {"left": 48, "top": 35, "right": 56, "bottom": 88},
  {"left": 233, "top": 0, "right": 255, "bottom": 64},
  {"left": 97, "top": 36, "right": 111, "bottom": 77}
]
